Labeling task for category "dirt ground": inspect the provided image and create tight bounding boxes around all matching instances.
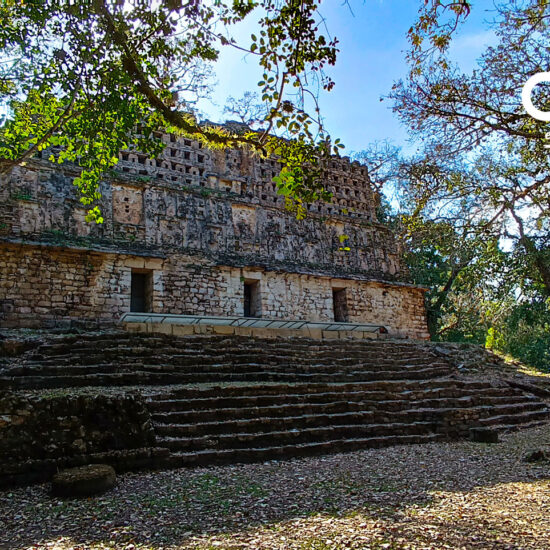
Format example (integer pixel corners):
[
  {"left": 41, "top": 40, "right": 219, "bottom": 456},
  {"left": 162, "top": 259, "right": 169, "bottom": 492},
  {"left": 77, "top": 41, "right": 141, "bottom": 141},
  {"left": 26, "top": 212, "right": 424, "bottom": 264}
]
[{"left": 1, "top": 423, "right": 549, "bottom": 550}]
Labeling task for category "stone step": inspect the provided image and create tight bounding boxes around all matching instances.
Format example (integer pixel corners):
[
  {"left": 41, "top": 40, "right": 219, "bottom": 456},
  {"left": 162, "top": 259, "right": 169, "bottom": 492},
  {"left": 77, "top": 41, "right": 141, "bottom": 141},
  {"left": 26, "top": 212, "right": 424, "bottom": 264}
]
[
  {"left": 149, "top": 379, "right": 517, "bottom": 402},
  {"left": 165, "top": 433, "right": 447, "bottom": 467},
  {"left": 476, "top": 394, "right": 541, "bottom": 406},
  {"left": 0, "top": 366, "right": 454, "bottom": 389},
  {"left": 27, "top": 353, "right": 443, "bottom": 368},
  {"left": 158, "top": 421, "right": 440, "bottom": 452},
  {"left": 488, "top": 419, "right": 549, "bottom": 433},
  {"left": 18, "top": 339, "right": 432, "bottom": 351},
  {"left": 34, "top": 334, "right": 423, "bottom": 348},
  {"left": 2, "top": 361, "right": 451, "bottom": 380},
  {"left": 34, "top": 337, "right": 163, "bottom": 353},
  {"left": 154, "top": 408, "right": 479, "bottom": 437},
  {"left": 193, "top": 432, "right": 446, "bottom": 464},
  {"left": 20, "top": 351, "right": 446, "bottom": 369},
  {"left": 31, "top": 341, "right": 429, "bottom": 358},
  {"left": 146, "top": 355, "right": 446, "bottom": 369},
  {"left": 151, "top": 395, "right": 541, "bottom": 423},
  {"left": 478, "top": 409, "right": 549, "bottom": 426},
  {"left": 151, "top": 393, "right": 474, "bottom": 416},
  {"left": 148, "top": 389, "right": 534, "bottom": 415},
  {"left": 1, "top": 356, "right": 451, "bottom": 376}
]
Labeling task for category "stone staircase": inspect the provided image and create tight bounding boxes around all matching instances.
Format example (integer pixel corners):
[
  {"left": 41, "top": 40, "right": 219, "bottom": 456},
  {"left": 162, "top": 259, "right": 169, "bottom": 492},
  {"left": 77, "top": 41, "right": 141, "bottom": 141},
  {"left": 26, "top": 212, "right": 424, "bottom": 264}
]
[
  {"left": 0, "top": 334, "right": 454, "bottom": 389},
  {"left": 1, "top": 332, "right": 549, "bottom": 471},
  {"left": 149, "top": 379, "right": 548, "bottom": 467}
]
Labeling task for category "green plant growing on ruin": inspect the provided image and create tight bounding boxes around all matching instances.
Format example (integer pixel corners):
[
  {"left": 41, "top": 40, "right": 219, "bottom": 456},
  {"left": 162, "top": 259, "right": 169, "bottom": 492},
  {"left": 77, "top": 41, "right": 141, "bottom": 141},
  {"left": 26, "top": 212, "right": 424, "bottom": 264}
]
[
  {"left": 45, "top": 228, "right": 66, "bottom": 242},
  {"left": 338, "top": 234, "right": 350, "bottom": 252},
  {"left": 10, "top": 191, "right": 32, "bottom": 201}
]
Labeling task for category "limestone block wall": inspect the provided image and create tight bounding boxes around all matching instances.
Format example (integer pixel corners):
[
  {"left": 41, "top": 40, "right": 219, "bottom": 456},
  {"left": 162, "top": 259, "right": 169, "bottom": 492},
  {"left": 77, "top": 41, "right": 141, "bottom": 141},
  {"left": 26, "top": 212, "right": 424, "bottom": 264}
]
[
  {"left": 0, "top": 390, "right": 162, "bottom": 487},
  {"left": 344, "top": 283, "right": 430, "bottom": 339},
  {"left": 257, "top": 272, "right": 333, "bottom": 321},
  {"left": 0, "top": 391, "right": 155, "bottom": 463},
  {"left": 0, "top": 243, "right": 165, "bottom": 327},
  {"left": 0, "top": 244, "right": 108, "bottom": 326},
  {"left": 159, "top": 260, "right": 242, "bottom": 317},
  {"left": 248, "top": 272, "right": 428, "bottom": 338},
  {"left": 0, "top": 242, "right": 428, "bottom": 339}
]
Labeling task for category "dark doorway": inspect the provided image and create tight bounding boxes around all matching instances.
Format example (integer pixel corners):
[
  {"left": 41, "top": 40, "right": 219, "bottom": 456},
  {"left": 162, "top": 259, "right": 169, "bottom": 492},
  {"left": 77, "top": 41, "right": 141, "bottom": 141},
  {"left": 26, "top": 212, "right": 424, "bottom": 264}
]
[
  {"left": 243, "top": 281, "right": 260, "bottom": 317},
  {"left": 131, "top": 271, "right": 152, "bottom": 312},
  {"left": 332, "top": 288, "right": 349, "bottom": 322}
]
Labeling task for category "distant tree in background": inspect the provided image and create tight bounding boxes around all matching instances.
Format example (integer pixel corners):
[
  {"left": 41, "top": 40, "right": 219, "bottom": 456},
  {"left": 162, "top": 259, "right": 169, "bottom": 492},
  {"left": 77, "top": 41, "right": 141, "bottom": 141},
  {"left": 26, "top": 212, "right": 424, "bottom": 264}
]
[
  {"left": 391, "top": 0, "right": 550, "bottom": 295},
  {"left": 357, "top": 0, "right": 550, "bottom": 368}
]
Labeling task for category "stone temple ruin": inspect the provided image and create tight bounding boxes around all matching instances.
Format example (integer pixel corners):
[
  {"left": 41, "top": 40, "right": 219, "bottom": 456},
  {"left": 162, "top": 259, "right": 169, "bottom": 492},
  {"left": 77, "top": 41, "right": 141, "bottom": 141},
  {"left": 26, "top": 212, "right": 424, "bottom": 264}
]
[
  {"left": 0, "top": 130, "right": 429, "bottom": 338},
  {"left": 1, "top": 130, "right": 548, "bottom": 488}
]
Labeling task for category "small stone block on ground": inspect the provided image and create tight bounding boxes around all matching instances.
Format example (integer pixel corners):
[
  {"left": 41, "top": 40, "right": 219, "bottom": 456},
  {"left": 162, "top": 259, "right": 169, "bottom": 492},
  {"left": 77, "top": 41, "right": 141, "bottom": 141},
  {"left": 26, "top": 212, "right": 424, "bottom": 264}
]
[
  {"left": 51, "top": 464, "right": 116, "bottom": 498},
  {"left": 470, "top": 427, "right": 499, "bottom": 443}
]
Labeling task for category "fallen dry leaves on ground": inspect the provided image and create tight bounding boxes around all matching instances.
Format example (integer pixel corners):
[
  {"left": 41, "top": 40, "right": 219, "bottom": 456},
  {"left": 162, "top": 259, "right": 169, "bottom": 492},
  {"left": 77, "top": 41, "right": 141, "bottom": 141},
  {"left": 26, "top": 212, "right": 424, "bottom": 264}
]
[{"left": 1, "top": 425, "right": 549, "bottom": 550}]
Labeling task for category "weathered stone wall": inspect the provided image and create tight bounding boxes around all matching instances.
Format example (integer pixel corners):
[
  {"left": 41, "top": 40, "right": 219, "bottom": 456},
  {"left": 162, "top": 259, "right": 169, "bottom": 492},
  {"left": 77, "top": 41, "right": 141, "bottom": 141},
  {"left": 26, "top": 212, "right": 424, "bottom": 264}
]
[
  {"left": 116, "top": 132, "right": 380, "bottom": 222},
  {"left": 0, "top": 390, "right": 165, "bottom": 486},
  {"left": 344, "top": 283, "right": 429, "bottom": 338},
  {"left": 0, "top": 242, "right": 428, "bottom": 338},
  {"left": 0, "top": 243, "right": 151, "bottom": 327},
  {"left": 0, "top": 391, "right": 154, "bottom": 463},
  {"left": 1, "top": 151, "right": 402, "bottom": 280},
  {"left": 0, "top": 132, "right": 430, "bottom": 338}
]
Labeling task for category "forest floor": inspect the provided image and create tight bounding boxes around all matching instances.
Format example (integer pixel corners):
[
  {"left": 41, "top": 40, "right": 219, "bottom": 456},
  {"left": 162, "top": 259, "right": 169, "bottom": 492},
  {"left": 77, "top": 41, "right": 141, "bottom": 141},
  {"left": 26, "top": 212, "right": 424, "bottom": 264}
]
[{"left": 1, "top": 424, "right": 549, "bottom": 550}]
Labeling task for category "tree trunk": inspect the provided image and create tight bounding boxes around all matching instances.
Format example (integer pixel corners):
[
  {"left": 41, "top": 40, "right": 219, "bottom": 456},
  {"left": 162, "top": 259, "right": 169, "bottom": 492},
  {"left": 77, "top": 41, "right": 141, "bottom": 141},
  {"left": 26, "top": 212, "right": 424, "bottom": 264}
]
[
  {"left": 426, "top": 262, "right": 466, "bottom": 339},
  {"left": 511, "top": 210, "right": 550, "bottom": 296}
]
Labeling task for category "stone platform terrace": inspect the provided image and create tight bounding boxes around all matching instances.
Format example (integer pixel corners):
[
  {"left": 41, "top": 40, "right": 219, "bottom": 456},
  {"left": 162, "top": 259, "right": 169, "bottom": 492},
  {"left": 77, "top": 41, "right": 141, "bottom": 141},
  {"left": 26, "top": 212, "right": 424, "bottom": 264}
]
[
  {"left": 0, "top": 331, "right": 548, "bottom": 487},
  {"left": 120, "top": 312, "right": 389, "bottom": 340}
]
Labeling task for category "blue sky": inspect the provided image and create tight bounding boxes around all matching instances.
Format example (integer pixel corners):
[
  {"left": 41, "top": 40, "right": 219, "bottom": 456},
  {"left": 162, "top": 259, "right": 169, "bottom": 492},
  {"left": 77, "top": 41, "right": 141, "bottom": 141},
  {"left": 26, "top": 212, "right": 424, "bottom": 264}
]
[{"left": 200, "top": 0, "right": 499, "bottom": 155}]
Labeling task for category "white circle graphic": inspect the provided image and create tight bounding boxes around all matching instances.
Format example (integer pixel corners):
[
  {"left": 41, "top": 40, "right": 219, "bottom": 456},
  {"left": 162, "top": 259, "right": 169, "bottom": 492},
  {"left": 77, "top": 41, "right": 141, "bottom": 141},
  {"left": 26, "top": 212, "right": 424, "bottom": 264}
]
[{"left": 522, "top": 72, "right": 550, "bottom": 122}]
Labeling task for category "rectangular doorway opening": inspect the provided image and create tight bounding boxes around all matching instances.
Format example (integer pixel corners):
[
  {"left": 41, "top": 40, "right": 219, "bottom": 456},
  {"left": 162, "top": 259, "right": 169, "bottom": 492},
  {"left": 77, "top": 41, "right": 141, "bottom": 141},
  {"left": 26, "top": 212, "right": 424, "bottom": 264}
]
[
  {"left": 243, "top": 281, "right": 261, "bottom": 317},
  {"left": 131, "top": 270, "right": 153, "bottom": 313},
  {"left": 332, "top": 288, "right": 349, "bottom": 322}
]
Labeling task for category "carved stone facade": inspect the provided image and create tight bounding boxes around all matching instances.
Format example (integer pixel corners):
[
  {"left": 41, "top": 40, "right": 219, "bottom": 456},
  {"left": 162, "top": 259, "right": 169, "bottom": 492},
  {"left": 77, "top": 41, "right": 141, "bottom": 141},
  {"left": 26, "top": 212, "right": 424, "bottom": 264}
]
[{"left": 0, "top": 132, "right": 429, "bottom": 339}]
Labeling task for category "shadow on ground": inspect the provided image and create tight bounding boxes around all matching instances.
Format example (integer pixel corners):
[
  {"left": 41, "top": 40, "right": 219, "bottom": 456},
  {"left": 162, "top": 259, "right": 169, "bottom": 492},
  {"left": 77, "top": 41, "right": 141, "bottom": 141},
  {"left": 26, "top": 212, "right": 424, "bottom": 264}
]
[{"left": 1, "top": 424, "right": 549, "bottom": 549}]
